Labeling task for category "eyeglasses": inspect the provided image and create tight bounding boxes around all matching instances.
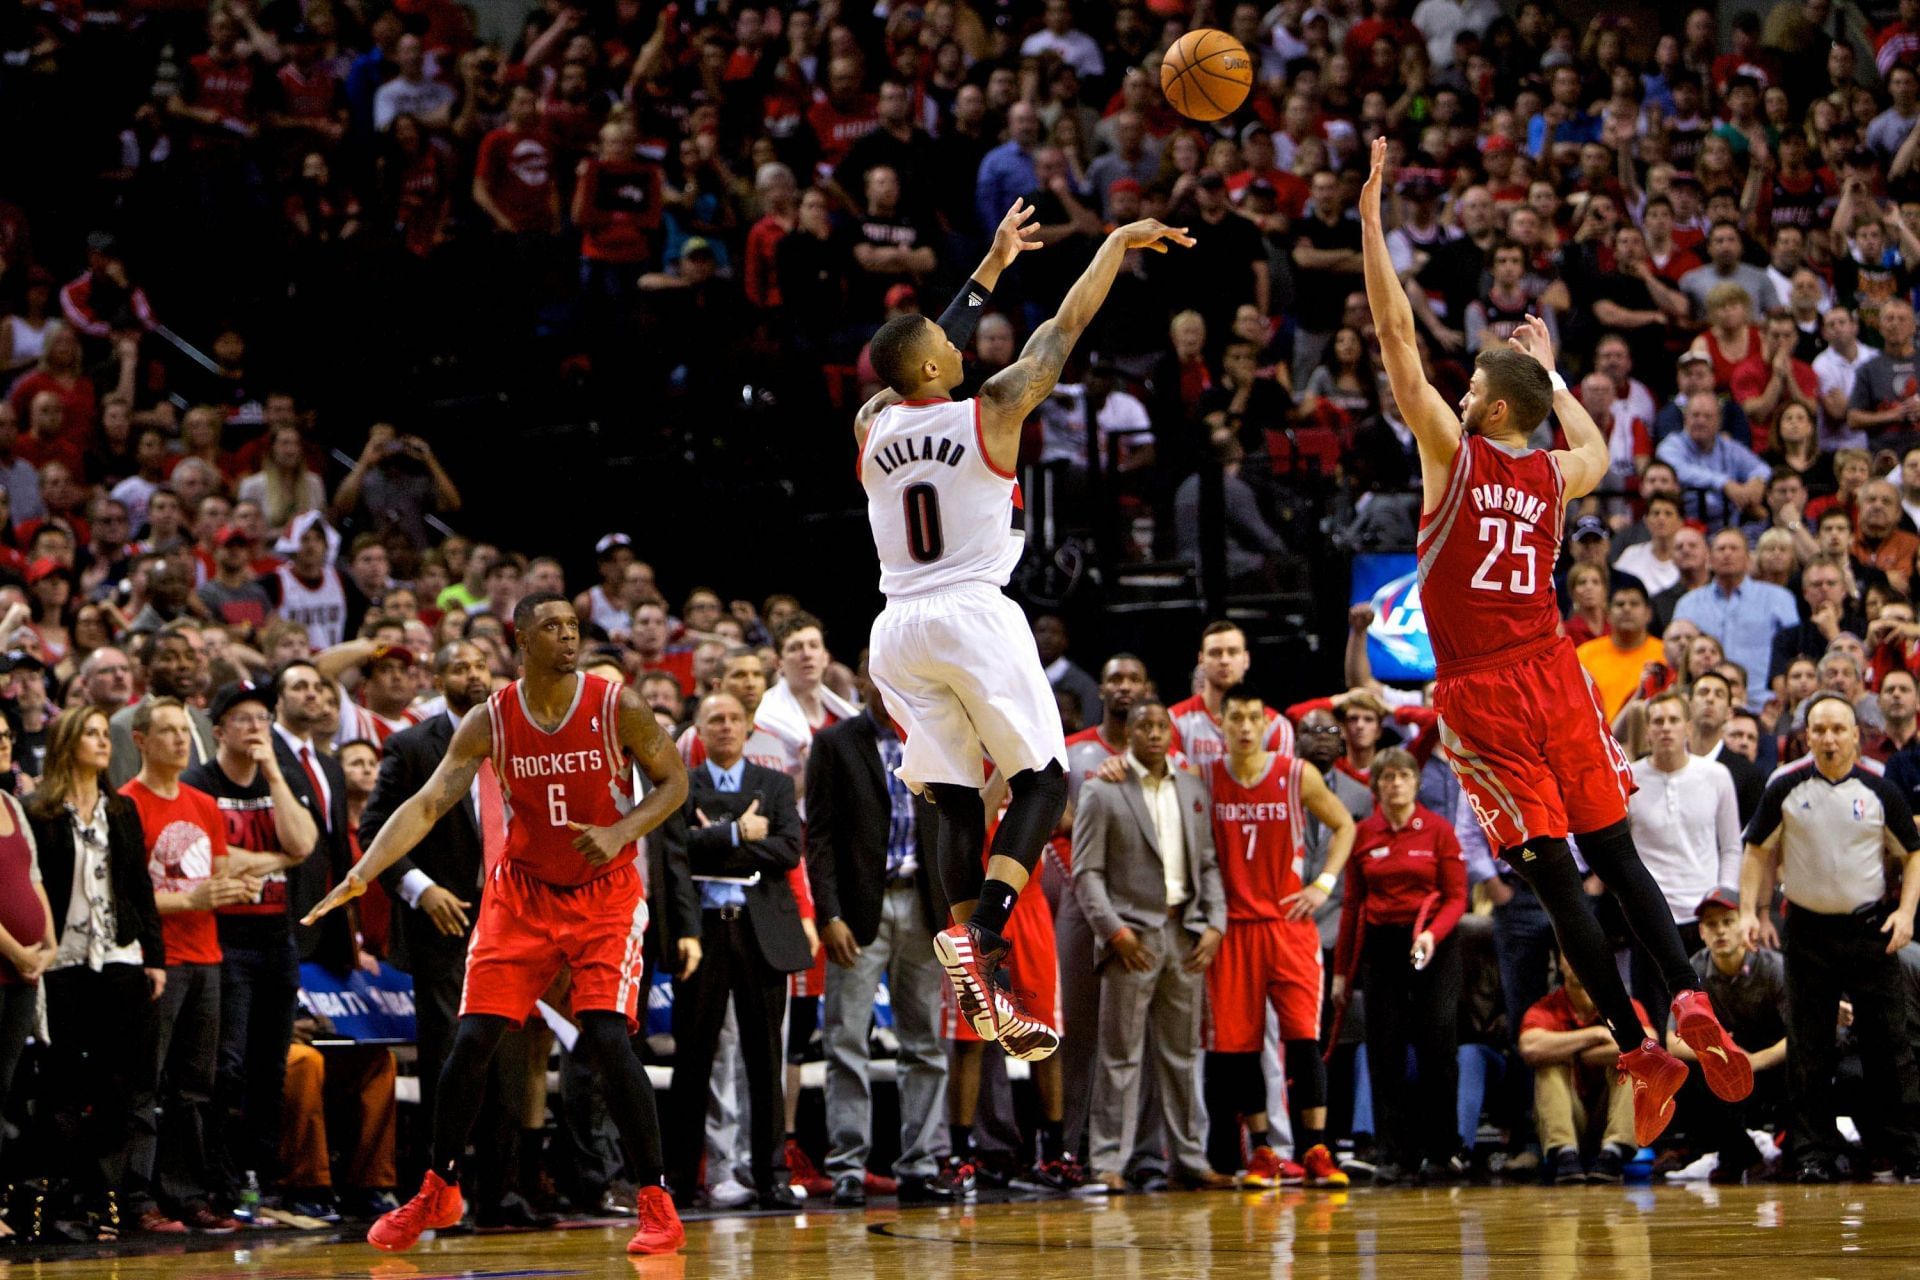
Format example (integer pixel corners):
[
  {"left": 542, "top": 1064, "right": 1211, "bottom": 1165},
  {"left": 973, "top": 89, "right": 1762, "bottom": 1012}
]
[{"left": 1299, "top": 724, "right": 1345, "bottom": 736}]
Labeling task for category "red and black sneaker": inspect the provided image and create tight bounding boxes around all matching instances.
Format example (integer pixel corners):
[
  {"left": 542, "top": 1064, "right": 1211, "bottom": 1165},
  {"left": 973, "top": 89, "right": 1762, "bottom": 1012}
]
[
  {"left": 368, "top": 1171, "right": 464, "bottom": 1253},
  {"left": 933, "top": 922, "right": 1009, "bottom": 1041},
  {"left": 1617, "top": 1039, "right": 1690, "bottom": 1148},
  {"left": 1672, "top": 989, "right": 1755, "bottom": 1102},
  {"left": 626, "top": 1186, "right": 685, "bottom": 1255},
  {"left": 784, "top": 1139, "right": 833, "bottom": 1199},
  {"left": 991, "top": 984, "right": 1060, "bottom": 1061}
]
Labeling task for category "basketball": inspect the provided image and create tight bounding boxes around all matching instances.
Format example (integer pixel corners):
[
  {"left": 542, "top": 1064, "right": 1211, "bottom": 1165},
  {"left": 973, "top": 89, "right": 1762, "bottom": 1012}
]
[{"left": 1159, "top": 28, "right": 1254, "bottom": 122}]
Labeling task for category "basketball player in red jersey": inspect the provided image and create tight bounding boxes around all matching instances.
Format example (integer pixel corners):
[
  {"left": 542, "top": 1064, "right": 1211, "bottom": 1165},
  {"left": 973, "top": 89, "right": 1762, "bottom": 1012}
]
[
  {"left": 856, "top": 209, "right": 1192, "bottom": 1059},
  {"left": 1360, "top": 136, "right": 1751, "bottom": 1145},
  {"left": 302, "top": 593, "right": 690, "bottom": 1255},
  {"left": 1204, "top": 686, "right": 1353, "bottom": 1190}
]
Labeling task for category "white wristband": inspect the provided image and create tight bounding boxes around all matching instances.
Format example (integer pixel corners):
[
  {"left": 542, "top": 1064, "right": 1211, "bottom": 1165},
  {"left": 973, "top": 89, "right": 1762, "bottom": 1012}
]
[
  {"left": 1548, "top": 371, "right": 1567, "bottom": 393},
  {"left": 1312, "top": 872, "right": 1338, "bottom": 895}
]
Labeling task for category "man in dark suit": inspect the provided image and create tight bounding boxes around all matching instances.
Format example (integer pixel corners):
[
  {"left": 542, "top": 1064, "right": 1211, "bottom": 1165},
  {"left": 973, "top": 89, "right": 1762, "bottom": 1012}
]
[
  {"left": 807, "top": 655, "right": 948, "bottom": 1206},
  {"left": 667, "top": 691, "right": 809, "bottom": 1211},
  {"left": 269, "top": 660, "right": 355, "bottom": 973},
  {"left": 1689, "top": 671, "right": 1765, "bottom": 823},
  {"left": 363, "top": 643, "right": 491, "bottom": 1175}
]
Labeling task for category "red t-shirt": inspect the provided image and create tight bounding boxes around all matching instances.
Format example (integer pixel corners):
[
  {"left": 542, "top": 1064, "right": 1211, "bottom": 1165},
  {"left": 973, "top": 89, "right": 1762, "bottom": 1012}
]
[
  {"left": 475, "top": 126, "right": 558, "bottom": 233},
  {"left": 1521, "top": 987, "right": 1653, "bottom": 1037},
  {"left": 1335, "top": 805, "right": 1467, "bottom": 977},
  {"left": 640, "top": 648, "right": 697, "bottom": 696},
  {"left": 121, "top": 777, "right": 230, "bottom": 966}
]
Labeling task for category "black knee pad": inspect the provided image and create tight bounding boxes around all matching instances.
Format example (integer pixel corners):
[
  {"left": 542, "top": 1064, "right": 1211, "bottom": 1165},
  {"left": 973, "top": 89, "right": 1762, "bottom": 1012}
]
[
  {"left": 1283, "top": 1039, "right": 1326, "bottom": 1110},
  {"left": 988, "top": 761, "right": 1069, "bottom": 874},
  {"left": 575, "top": 1011, "right": 634, "bottom": 1065}
]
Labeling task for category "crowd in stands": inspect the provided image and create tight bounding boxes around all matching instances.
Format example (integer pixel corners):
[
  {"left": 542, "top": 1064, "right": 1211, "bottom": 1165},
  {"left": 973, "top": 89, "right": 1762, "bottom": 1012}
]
[{"left": 3, "top": 0, "right": 1920, "bottom": 1248}]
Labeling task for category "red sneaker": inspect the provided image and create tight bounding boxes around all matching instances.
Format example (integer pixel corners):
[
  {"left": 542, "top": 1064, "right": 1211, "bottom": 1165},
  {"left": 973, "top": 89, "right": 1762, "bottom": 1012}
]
[
  {"left": 1617, "top": 1039, "right": 1690, "bottom": 1148},
  {"left": 991, "top": 985, "right": 1060, "bottom": 1061},
  {"left": 368, "top": 1171, "right": 463, "bottom": 1253},
  {"left": 626, "top": 1186, "right": 685, "bottom": 1255},
  {"left": 1672, "top": 989, "right": 1754, "bottom": 1102},
  {"left": 932, "top": 923, "right": 1008, "bottom": 1041},
  {"left": 784, "top": 1140, "right": 832, "bottom": 1198},
  {"left": 1301, "top": 1144, "right": 1349, "bottom": 1188},
  {"left": 862, "top": 1171, "right": 899, "bottom": 1197},
  {"left": 1241, "top": 1145, "right": 1284, "bottom": 1189}
]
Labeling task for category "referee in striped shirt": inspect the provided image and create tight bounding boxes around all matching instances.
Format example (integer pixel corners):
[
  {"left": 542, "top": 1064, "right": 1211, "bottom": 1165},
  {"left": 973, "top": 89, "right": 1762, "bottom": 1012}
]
[{"left": 1739, "top": 692, "right": 1920, "bottom": 1182}]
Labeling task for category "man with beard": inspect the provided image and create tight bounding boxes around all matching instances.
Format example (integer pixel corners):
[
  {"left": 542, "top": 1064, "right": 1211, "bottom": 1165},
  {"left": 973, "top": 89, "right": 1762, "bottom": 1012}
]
[{"left": 110, "top": 621, "right": 216, "bottom": 786}]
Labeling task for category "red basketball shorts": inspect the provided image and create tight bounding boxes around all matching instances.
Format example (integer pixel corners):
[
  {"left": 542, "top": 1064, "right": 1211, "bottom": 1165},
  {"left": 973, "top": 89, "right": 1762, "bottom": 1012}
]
[
  {"left": 1434, "top": 638, "right": 1635, "bottom": 851},
  {"left": 1205, "top": 917, "right": 1323, "bottom": 1050},
  {"left": 461, "top": 861, "right": 650, "bottom": 1030},
  {"left": 943, "top": 871, "right": 1059, "bottom": 1043}
]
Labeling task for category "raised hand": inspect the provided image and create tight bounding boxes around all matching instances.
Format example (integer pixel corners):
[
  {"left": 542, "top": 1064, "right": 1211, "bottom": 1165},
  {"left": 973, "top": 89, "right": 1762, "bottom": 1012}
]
[
  {"left": 1113, "top": 219, "right": 1195, "bottom": 253},
  {"left": 988, "top": 198, "right": 1042, "bottom": 270},
  {"left": 1507, "top": 314, "right": 1557, "bottom": 376},
  {"left": 1361, "top": 135, "right": 1387, "bottom": 220}
]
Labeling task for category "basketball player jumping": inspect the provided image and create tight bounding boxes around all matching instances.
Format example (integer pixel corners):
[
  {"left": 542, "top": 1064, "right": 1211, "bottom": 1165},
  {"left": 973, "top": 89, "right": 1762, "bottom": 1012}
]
[
  {"left": 1360, "top": 135, "right": 1750, "bottom": 1146},
  {"left": 857, "top": 213, "right": 1193, "bottom": 1059},
  {"left": 303, "top": 594, "right": 690, "bottom": 1255}
]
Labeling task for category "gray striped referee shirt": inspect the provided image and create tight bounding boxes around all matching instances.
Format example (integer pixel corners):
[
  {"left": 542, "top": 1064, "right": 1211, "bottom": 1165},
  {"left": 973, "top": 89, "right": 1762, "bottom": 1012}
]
[{"left": 1744, "top": 761, "right": 1920, "bottom": 916}]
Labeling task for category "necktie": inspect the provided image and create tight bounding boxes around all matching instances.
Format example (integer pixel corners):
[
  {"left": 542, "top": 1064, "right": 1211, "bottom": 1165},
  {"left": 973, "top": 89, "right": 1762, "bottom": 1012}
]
[
  {"left": 299, "top": 746, "right": 330, "bottom": 832},
  {"left": 477, "top": 760, "right": 506, "bottom": 877}
]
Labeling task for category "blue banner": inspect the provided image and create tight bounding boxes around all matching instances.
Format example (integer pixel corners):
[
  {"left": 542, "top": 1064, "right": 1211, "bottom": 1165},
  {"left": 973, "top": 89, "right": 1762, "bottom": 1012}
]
[
  {"left": 298, "top": 961, "right": 418, "bottom": 1043},
  {"left": 643, "top": 969, "right": 889, "bottom": 1039},
  {"left": 1351, "top": 553, "right": 1434, "bottom": 683}
]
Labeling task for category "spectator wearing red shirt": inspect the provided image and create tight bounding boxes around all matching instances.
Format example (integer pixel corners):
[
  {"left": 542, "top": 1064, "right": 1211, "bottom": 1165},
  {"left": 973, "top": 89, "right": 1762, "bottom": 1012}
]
[
  {"left": 806, "top": 56, "right": 878, "bottom": 176},
  {"left": 574, "top": 118, "right": 663, "bottom": 297},
  {"left": 1729, "top": 312, "right": 1820, "bottom": 452},
  {"left": 166, "top": 10, "right": 263, "bottom": 151},
  {"left": 631, "top": 595, "right": 695, "bottom": 695},
  {"left": 269, "top": 26, "right": 346, "bottom": 149},
  {"left": 123, "top": 697, "right": 254, "bottom": 1233},
  {"left": 1877, "top": 0, "right": 1920, "bottom": 78},
  {"left": 1332, "top": 750, "right": 1467, "bottom": 1183},
  {"left": 59, "top": 233, "right": 157, "bottom": 341},
  {"left": 1519, "top": 959, "right": 1654, "bottom": 1184},
  {"left": 8, "top": 326, "right": 97, "bottom": 445},
  {"left": 472, "top": 86, "right": 561, "bottom": 237},
  {"left": 743, "top": 162, "right": 797, "bottom": 312}
]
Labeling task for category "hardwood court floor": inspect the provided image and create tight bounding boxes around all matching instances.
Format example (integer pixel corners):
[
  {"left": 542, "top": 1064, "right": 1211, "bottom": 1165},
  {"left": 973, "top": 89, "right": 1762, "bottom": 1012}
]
[{"left": 20, "top": 1184, "right": 1920, "bottom": 1280}]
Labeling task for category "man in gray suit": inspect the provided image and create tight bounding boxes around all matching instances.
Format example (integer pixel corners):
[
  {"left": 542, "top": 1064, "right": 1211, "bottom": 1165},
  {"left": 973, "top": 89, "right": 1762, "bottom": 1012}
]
[
  {"left": 1072, "top": 699, "right": 1228, "bottom": 1193},
  {"left": 109, "top": 622, "right": 213, "bottom": 787}
]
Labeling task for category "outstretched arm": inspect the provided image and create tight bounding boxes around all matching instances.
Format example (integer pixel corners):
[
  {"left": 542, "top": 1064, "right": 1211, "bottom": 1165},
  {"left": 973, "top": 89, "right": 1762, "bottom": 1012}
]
[
  {"left": 1510, "top": 316, "right": 1609, "bottom": 500},
  {"left": 302, "top": 705, "right": 492, "bottom": 923},
  {"left": 977, "top": 219, "right": 1194, "bottom": 466},
  {"left": 1361, "top": 136, "right": 1463, "bottom": 494}
]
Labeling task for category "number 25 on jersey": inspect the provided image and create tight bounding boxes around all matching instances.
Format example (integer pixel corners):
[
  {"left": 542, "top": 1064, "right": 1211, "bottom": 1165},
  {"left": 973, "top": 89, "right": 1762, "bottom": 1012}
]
[{"left": 1468, "top": 515, "right": 1537, "bottom": 595}]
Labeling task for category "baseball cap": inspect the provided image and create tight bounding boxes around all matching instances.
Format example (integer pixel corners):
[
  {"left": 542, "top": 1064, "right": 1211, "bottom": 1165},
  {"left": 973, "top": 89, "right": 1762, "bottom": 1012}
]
[
  {"left": 1572, "top": 516, "right": 1608, "bottom": 542},
  {"left": 0, "top": 650, "right": 43, "bottom": 674},
  {"left": 884, "top": 283, "right": 919, "bottom": 311},
  {"left": 25, "top": 558, "right": 69, "bottom": 585},
  {"left": 1696, "top": 887, "right": 1740, "bottom": 917},
  {"left": 215, "top": 525, "right": 253, "bottom": 549},
  {"left": 1239, "top": 120, "right": 1270, "bottom": 146},
  {"left": 1197, "top": 168, "right": 1226, "bottom": 191},
  {"left": 1482, "top": 135, "right": 1517, "bottom": 155},
  {"left": 1668, "top": 170, "right": 1703, "bottom": 189},
  {"left": 681, "top": 236, "right": 715, "bottom": 260},
  {"left": 1107, "top": 177, "right": 1144, "bottom": 199},
  {"left": 209, "top": 680, "right": 274, "bottom": 725},
  {"left": 364, "top": 643, "right": 416, "bottom": 671},
  {"left": 595, "top": 532, "right": 633, "bottom": 557},
  {"left": 1677, "top": 350, "right": 1711, "bottom": 370}
]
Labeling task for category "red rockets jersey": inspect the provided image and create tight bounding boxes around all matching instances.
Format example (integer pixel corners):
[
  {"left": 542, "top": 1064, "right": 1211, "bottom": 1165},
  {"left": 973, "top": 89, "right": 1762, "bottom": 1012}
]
[
  {"left": 490, "top": 673, "right": 636, "bottom": 887},
  {"left": 1416, "top": 434, "right": 1567, "bottom": 675},
  {"left": 1207, "top": 754, "right": 1308, "bottom": 923}
]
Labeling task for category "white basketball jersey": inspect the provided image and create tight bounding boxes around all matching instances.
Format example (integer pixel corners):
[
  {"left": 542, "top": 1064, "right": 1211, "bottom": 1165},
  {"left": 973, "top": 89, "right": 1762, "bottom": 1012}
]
[
  {"left": 861, "top": 397, "right": 1023, "bottom": 599},
  {"left": 275, "top": 564, "right": 347, "bottom": 649}
]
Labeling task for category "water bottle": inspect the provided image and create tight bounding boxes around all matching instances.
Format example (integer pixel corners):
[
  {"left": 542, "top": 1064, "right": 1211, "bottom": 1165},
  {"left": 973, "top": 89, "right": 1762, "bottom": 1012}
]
[{"left": 237, "top": 1171, "right": 261, "bottom": 1223}]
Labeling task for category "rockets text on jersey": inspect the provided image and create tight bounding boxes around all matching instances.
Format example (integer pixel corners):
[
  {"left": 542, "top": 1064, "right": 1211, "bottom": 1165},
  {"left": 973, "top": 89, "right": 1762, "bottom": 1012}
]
[
  {"left": 1207, "top": 755, "right": 1308, "bottom": 922},
  {"left": 489, "top": 673, "right": 637, "bottom": 886}
]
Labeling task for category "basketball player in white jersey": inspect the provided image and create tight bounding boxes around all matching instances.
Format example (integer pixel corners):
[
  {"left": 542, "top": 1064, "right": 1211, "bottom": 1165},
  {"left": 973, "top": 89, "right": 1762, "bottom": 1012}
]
[{"left": 855, "top": 210, "right": 1192, "bottom": 1057}]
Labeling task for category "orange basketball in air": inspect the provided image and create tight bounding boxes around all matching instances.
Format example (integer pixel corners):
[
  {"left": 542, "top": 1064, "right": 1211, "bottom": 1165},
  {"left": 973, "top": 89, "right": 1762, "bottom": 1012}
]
[{"left": 1159, "top": 28, "right": 1254, "bottom": 123}]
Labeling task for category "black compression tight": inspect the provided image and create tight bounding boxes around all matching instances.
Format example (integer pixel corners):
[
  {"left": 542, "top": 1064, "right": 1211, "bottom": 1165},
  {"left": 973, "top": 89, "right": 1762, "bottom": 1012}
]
[
  {"left": 431, "top": 1011, "right": 666, "bottom": 1186},
  {"left": 1574, "top": 818, "right": 1703, "bottom": 1001},
  {"left": 927, "top": 783, "right": 988, "bottom": 910},
  {"left": 1498, "top": 837, "right": 1646, "bottom": 1053}
]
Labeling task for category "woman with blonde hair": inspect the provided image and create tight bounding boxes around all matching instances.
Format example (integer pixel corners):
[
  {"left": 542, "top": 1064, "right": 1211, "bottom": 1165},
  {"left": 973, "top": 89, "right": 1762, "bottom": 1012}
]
[
  {"left": 28, "top": 706, "right": 164, "bottom": 1240},
  {"left": 1753, "top": 528, "right": 1798, "bottom": 587},
  {"left": 236, "top": 425, "right": 326, "bottom": 535},
  {"left": 1688, "top": 281, "right": 1760, "bottom": 388}
]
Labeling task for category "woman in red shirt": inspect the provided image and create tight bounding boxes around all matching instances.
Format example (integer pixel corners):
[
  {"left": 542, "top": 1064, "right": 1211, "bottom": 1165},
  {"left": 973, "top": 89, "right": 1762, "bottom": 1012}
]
[{"left": 1332, "top": 749, "right": 1468, "bottom": 1184}]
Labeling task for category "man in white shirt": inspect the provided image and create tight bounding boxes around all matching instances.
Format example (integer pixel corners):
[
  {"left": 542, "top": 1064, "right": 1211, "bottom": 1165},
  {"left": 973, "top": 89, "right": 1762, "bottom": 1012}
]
[
  {"left": 1410, "top": 0, "right": 1502, "bottom": 67},
  {"left": 1900, "top": 448, "right": 1920, "bottom": 531},
  {"left": 1019, "top": 0, "right": 1105, "bottom": 79},
  {"left": 1812, "top": 305, "right": 1878, "bottom": 449},
  {"left": 372, "top": 34, "right": 455, "bottom": 133},
  {"left": 1613, "top": 494, "right": 1683, "bottom": 595},
  {"left": 1628, "top": 692, "right": 1744, "bottom": 1016}
]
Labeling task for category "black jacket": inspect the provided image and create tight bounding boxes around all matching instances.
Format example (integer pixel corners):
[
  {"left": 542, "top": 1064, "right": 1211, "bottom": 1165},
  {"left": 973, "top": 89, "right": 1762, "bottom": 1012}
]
[
  {"left": 683, "top": 760, "right": 809, "bottom": 973},
  {"left": 276, "top": 731, "right": 355, "bottom": 970},
  {"left": 645, "top": 800, "right": 700, "bottom": 970},
  {"left": 365, "top": 713, "right": 483, "bottom": 906},
  {"left": 30, "top": 792, "right": 164, "bottom": 966},
  {"left": 804, "top": 713, "right": 941, "bottom": 946}
]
